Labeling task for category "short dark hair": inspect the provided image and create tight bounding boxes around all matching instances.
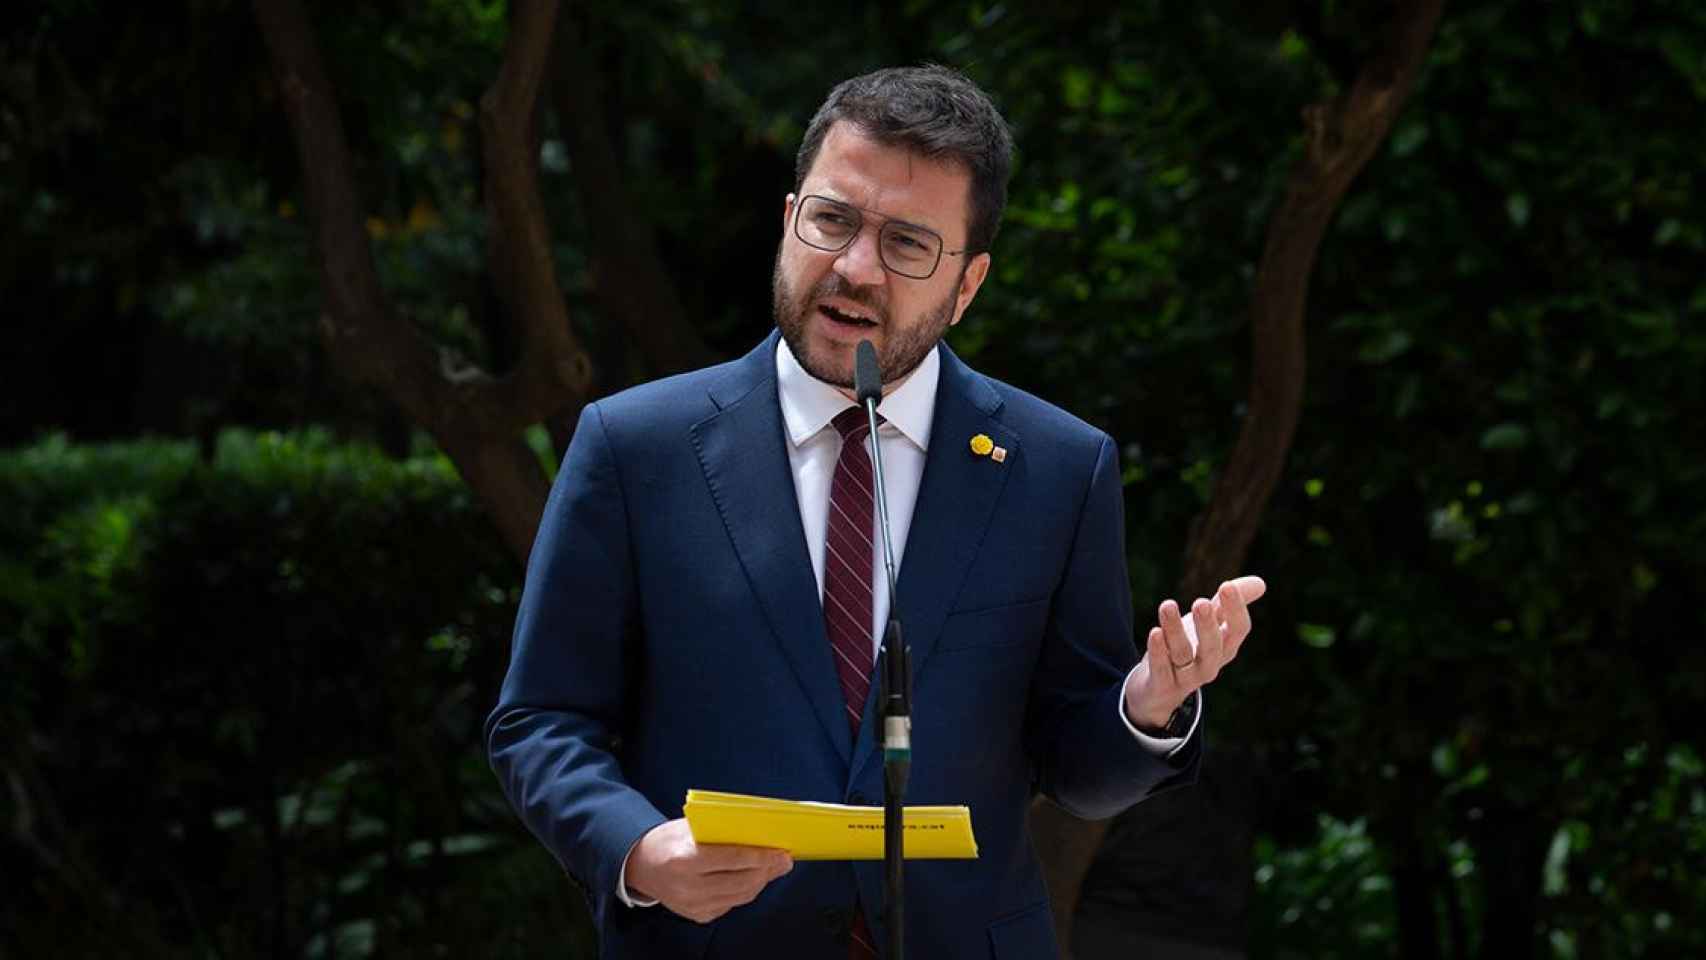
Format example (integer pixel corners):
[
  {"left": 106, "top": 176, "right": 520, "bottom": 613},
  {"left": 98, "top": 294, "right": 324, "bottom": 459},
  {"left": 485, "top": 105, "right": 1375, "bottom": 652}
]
[{"left": 794, "top": 64, "right": 1014, "bottom": 255}]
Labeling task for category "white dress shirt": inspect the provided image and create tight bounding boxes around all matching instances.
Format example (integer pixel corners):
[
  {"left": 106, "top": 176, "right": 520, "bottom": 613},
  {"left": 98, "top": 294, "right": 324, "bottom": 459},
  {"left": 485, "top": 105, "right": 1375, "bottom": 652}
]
[
  {"left": 776, "top": 335, "right": 936, "bottom": 650},
  {"left": 617, "top": 337, "right": 1196, "bottom": 906}
]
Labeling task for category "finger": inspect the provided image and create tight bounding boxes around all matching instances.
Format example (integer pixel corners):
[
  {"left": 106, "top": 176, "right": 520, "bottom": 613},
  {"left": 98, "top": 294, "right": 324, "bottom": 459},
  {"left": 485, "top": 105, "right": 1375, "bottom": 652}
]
[
  {"left": 696, "top": 848, "right": 792, "bottom": 895},
  {"left": 690, "top": 864, "right": 783, "bottom": 901},
  {"left": 1158, "top": 600, "right": 1195, "bottom": 673},
  {"left": 694, "top": 843, "right": 791, "bottom": 874},
  {"left": 1216, "top": 580, "right": 1252, "bottom": 646},
  {"left": 763, "top": 850, "right": 794, "bottom": 883},
  {"left": 694, "top": 878, "right": 773, "bottom": 919},
  {"left": 686, "top": 858, "right": 790, "bottom": 913},
  {"left": 1191, "top": 598, "right": 1223, "bottom": 680},
  {"left": 1145, "top": 626, "right": 1168, "bottom": 663},
  {"left": 1231, "top": 575, "right": 1266, "bottom": 604},
  {"left": 1144, "top": 626, "right": 1175, "bottom": 692}
]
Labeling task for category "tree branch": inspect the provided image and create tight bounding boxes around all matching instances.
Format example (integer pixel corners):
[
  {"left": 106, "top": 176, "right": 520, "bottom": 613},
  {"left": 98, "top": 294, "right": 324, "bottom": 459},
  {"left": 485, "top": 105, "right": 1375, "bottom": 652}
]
[
  {"left": 479, "top": 0, "right": 597, "bottom": 422},
  {"left": 550, "top": 10, "right": 715, "bottom": 378},
  {"left": 1178, "top": 0, "right": 1443, "bottom": 599},
  {"left": 251, "top": 0, "right": 441, "bottom": 423},
  {"left": 1037, "top": 2, "right": 1446, "bottom": 954},
  {"left": 253, "top": 0, "right": 591, "bottom": 563}
]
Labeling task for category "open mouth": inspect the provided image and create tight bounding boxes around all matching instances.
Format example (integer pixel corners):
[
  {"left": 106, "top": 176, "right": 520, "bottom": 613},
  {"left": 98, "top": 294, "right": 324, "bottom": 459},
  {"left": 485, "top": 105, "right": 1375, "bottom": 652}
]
[{"left": 819, "top": 303, "right": 879, "bottom": 328}]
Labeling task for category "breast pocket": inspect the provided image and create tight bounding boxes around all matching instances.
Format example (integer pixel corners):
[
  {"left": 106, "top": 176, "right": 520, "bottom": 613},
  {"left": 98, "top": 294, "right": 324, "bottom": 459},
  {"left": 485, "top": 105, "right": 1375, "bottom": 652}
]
[{"left": 936, "top": 597, "right": 1050, "bottom": 652}]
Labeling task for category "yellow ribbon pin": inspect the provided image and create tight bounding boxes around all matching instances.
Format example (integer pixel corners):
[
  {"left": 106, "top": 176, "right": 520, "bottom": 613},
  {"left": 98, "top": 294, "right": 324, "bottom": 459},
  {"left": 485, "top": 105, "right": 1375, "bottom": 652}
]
[{"left": 970, "top": 434, "right": 994, "bottom": 457}]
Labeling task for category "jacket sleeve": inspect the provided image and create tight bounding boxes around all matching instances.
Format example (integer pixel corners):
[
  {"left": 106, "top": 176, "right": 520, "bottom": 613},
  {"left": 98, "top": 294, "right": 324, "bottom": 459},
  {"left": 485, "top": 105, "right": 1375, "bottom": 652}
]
[
  {"left": 1027, "top": 433, "right": 1201, "bottom": 819},
  {"left": 484, "top": 402, "right": 667, "bottom": 903}
]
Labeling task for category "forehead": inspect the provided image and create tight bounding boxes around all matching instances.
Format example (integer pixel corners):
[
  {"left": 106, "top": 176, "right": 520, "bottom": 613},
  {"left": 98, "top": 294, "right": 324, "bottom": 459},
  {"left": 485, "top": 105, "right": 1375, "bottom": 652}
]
[{"left": 800, "top": 121, "right": 972, "bottom": 241}]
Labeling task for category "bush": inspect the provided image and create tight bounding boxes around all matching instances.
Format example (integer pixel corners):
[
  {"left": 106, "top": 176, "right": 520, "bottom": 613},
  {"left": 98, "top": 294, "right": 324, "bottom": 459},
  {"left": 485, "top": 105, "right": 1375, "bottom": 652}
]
[{"left": 0, "top": 430, "right": 593, "bottom": 958}]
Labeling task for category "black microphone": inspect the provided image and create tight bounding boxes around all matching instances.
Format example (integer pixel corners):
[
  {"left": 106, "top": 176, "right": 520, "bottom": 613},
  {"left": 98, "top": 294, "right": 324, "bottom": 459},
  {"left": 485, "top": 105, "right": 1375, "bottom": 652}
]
[
  {"left": 854, "top": 339, "right": 884, "bottom": 407},
  {"left": 856, "top": 339, "right": 910, "bottom": 960},
  {"left": 853, "top": 341, "right": 908, "bottom": 755}
]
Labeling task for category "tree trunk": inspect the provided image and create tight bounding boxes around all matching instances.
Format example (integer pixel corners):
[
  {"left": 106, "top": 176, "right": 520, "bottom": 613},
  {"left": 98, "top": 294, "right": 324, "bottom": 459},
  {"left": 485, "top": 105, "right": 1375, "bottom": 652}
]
[
  {"left": 550, "top": 11, "right": 715, "bottom": 380},
  {"left": 1176, "top": 0, "right": 1445, "bottom": 597},
  {"left": 253, "top": 0, "right": 593, "bottom": 566},
  {"left": 1037, "top": 3, "right": 1446, "bottom": 956},
  {"left": 1469, "top": 807, "right": 1548, "bottom": 959},
  {"left": 1377, "top": 766, "right": 1444, "bottom": 960}
]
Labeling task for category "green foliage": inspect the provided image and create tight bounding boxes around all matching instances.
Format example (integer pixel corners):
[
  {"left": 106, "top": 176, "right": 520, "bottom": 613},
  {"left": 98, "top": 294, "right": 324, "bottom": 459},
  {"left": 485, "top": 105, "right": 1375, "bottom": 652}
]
[
  {"left": 0, "top": 432, "right": 592, "bottom": 957},
  {"left": 1228, "top": 3, "right": 1706, "bottom": 954},
  {"left": 912, "top": 2, "right": 1706, "bottom": 956},
  {"left": 1252, "top": 816, "right": 1397, "bottom": 958}
]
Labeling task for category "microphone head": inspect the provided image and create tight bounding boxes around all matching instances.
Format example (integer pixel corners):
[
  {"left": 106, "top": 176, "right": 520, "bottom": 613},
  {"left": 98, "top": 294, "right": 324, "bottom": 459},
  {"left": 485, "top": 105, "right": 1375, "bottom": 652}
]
[{"left": 854, "top": 340, "right": 883, "bottom": 406}]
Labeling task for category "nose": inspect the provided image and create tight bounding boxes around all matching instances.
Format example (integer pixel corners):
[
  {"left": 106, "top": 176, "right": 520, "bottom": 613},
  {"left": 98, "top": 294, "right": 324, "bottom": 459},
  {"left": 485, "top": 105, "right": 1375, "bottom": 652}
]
[{"left": 833, "top": 223, "right": 888, "bottom": 289}]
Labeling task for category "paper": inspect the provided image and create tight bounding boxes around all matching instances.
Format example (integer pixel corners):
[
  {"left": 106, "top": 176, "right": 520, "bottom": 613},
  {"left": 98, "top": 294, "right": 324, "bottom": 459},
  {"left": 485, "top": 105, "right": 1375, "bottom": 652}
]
[{"left": 683, "top": 789, "right": 978, "bottom": 860}]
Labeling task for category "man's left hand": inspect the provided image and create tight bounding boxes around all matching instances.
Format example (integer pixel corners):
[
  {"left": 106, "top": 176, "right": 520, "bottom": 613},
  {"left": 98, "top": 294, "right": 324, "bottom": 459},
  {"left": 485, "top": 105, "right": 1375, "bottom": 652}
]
[{"left": 1123, "top": 575, "right": 1267, "bottom": 732}]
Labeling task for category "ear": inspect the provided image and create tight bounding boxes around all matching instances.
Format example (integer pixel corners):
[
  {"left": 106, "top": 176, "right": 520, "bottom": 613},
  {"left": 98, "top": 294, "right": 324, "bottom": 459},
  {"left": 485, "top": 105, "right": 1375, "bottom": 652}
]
[
  {"left": 948, "top": 252, "right": 992, "bottom": 327},
  {"left": 782, "top": 193, "right": 796, "bottom": 236}
]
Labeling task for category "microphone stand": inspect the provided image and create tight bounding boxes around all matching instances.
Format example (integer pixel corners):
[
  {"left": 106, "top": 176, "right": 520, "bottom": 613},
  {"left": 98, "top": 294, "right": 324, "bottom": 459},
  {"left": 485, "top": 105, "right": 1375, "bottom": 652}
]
[{"left": 857, "top": 340, "right": 910, "bottom": 960}]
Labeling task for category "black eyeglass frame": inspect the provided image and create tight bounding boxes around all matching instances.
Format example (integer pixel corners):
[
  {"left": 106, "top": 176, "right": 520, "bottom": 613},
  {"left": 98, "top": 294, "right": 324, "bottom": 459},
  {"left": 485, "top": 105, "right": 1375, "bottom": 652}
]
[{"left": 791, "top": 193, "right": 970, "bottom": 280}]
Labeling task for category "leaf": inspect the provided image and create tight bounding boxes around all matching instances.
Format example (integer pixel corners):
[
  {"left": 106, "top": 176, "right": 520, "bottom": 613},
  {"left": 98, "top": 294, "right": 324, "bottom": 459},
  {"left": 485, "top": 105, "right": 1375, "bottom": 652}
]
[
  {"left": 1506, "top": 193, "right": 1531, "bottom": 228},
  {"left": 1480, "top": 423, "right": 1530, "bottom": 450},
  {"left": 1391, "top": 121, "right": 1429, "bottom": 157},
  {"left": 1543, "top": 825, "right": 1572, "bottom": 895},
  {"left": 1061, "top": 66, "right": 1093, "bottom": 110},
  {"left": 1358, "top": 329, "right": 1414, "bottom": 364},
  {"left": 1298, "top": 623, "right": 1336, "bottom": 649}
]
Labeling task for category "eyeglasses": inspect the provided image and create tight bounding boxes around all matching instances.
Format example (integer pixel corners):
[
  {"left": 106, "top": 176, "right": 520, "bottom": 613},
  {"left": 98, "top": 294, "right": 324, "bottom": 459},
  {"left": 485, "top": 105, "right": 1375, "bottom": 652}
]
[{"left": 792, "top": 194, "right": 967, "bottom": 280}]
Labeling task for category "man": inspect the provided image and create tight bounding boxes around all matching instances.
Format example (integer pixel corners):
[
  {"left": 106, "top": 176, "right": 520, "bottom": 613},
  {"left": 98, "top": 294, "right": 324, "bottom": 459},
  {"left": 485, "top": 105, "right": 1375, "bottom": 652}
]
[{"left": 486, "top": 64, "right": 1263, "bottom": 959}]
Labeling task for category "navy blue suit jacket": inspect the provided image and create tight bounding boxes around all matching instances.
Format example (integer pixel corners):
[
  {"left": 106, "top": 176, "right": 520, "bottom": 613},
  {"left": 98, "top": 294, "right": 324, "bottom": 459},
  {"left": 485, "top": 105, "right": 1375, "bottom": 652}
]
[{"left": 486, "top": 331, "right": 1199, "bottom": 958}]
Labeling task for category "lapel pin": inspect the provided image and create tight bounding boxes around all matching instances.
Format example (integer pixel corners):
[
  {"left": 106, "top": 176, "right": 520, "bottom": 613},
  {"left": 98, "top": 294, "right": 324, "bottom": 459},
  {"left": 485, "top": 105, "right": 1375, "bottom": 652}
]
[
  {"left": 969, "top": 433, "right": 994, "bottom": 457},
  {"left": 991, "top": 446, "right": 1007, "bottom": 463}
]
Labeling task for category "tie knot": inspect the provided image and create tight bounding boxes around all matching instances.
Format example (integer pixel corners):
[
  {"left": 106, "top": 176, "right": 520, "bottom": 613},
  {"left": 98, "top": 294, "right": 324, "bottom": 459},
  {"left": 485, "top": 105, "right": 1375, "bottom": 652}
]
[{"left": 831, "top": 406, "right": 882, "bottom": 440}]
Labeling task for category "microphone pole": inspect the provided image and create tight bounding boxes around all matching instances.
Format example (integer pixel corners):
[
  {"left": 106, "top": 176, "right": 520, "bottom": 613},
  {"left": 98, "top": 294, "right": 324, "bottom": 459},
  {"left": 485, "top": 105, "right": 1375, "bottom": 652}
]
[{"left": 854, "top": 339, "right": 910, "bottom": 960}]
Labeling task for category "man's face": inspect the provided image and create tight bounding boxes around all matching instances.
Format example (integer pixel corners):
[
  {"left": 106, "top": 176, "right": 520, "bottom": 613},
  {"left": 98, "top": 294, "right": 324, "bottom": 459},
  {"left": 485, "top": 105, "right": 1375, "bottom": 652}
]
[{"left": 772, "top": 121, "right": 991, "bottom": 391}]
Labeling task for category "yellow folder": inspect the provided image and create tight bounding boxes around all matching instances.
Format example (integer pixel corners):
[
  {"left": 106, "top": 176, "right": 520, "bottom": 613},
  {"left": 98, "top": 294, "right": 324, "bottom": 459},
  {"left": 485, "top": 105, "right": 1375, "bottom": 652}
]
[{"left": 683, "top": 789, "right": 978, "bottom": 860}]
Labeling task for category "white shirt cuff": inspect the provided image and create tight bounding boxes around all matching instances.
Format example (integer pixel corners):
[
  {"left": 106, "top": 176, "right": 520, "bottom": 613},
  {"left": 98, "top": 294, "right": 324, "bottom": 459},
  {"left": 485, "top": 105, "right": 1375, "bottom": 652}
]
[
  {"left": 1117, "top": 664, "right": 1201, "bottom": 759},
  {"left": 615, "top": 835, "right": 660, "bottom": 908}
]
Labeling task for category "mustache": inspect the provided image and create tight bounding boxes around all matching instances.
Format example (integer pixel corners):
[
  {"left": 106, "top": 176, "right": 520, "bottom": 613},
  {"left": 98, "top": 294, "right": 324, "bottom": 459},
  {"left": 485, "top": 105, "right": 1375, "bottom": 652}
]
[{"left": 809, "top": 274, "right": 888, "bottom": 318}]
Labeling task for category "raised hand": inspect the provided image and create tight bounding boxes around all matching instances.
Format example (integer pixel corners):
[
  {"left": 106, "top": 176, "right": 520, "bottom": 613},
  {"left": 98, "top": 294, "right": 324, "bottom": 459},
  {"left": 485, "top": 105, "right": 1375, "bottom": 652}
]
[{"left": 1123, "top": 575, "right": 1266, "bottom": 731}]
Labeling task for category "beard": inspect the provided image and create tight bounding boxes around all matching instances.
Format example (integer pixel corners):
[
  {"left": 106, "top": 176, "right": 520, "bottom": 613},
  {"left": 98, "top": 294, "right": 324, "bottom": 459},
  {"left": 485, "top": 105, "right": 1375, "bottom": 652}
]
[{"left": 772, "top": 245, "right": 960, "bottom": 390}]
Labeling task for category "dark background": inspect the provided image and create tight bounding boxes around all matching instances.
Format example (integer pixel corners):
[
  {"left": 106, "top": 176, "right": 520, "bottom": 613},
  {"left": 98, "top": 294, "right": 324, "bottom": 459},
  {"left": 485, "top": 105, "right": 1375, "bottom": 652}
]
[{"left": 4, "top": 0, "right": 1703, "bottom": 957}]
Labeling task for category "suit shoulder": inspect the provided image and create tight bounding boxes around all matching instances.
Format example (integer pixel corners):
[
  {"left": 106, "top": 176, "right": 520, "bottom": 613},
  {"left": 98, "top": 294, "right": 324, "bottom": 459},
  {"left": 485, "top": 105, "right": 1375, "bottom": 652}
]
[
  {"left": 589, "top": 353, "right": 759, "bottom": 435},
  {"left": 978, "top": 372, "right": 1112, "bottom": 455}
]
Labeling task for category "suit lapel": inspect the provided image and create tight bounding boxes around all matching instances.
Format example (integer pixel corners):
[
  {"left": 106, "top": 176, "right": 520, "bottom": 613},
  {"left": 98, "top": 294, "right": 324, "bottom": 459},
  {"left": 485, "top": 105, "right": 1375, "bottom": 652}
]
[
  {"left": 691, "top": 333, "right": 854, "bottom": 765},
  {"left": 851, "top": 343, "right": 1015, "bottom": 779}
]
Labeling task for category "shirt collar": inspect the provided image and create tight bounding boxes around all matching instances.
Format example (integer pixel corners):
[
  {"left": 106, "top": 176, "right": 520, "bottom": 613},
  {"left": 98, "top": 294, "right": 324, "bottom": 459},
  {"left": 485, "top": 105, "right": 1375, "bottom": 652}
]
[{"left": 775, "top": 334, "right": 938, "bottom": 452}]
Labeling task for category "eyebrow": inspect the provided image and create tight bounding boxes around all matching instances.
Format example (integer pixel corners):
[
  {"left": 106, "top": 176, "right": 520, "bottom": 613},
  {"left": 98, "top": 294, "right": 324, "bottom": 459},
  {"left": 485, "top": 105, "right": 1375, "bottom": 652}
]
[{"left": 814, "top": 193, "right": 943, "bottom": 237}]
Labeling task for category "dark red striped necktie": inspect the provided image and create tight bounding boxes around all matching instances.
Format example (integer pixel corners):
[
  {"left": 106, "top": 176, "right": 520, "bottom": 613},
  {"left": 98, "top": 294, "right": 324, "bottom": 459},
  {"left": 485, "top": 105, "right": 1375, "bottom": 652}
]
[
  {"left": 824, "top": 407, "right": 879, "bottom": 733},
  {"left": 824, "top": 406, "right": 881, "bottom": 960}
]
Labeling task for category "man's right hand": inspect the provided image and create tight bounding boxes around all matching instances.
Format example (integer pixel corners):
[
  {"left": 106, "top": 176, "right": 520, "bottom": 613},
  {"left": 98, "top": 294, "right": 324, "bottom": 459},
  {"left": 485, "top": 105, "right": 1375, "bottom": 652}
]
[{"left": 624, "top": 819, "right": 793, "bottom": 924}]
